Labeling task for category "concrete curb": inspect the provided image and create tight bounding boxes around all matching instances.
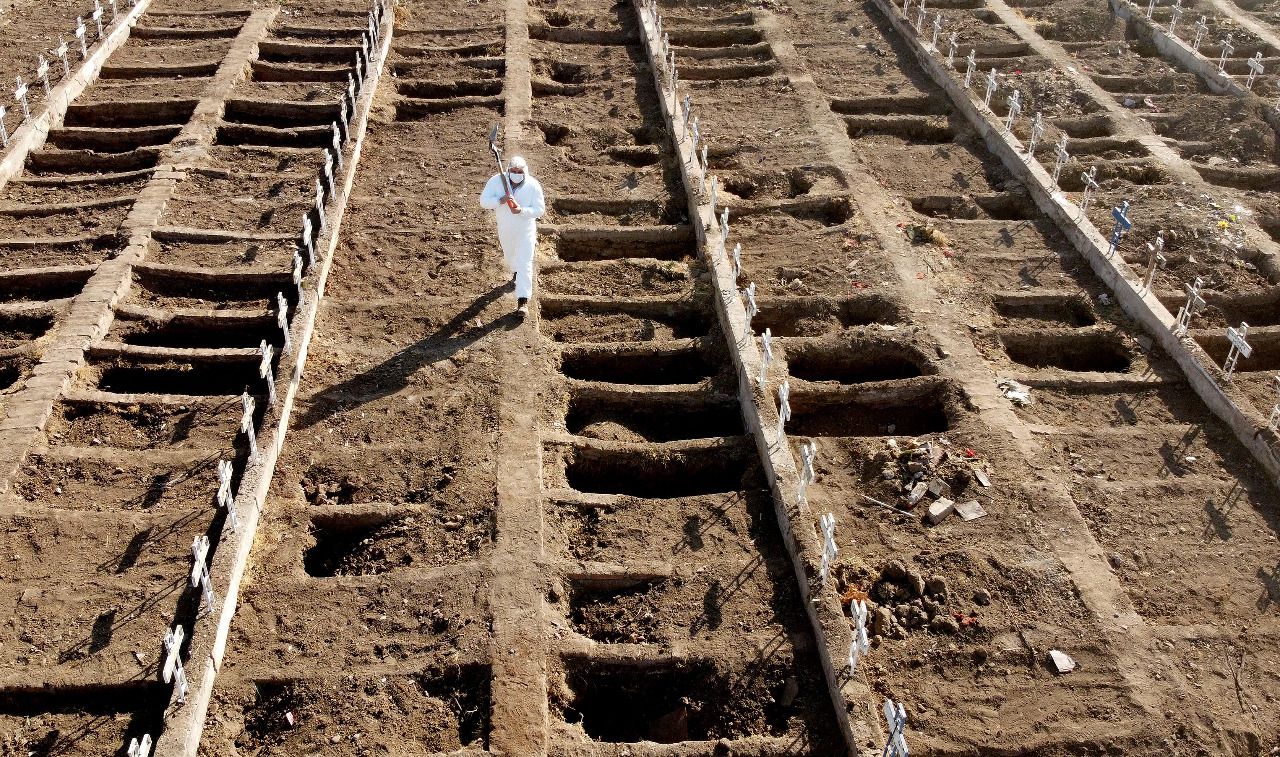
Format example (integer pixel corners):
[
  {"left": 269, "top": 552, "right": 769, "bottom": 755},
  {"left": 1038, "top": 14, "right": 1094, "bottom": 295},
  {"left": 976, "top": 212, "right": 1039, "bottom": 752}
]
[
  {"left": 155, "top": 12, "right": 395, "bottom": 757},
  {"left": 1109, "top": 0, "right": 1247, "bottom": 96},
  {"left": 872, "top": 0, "right": 1280, "bottom": 487},
  {"left": 0, "top": 0, "right": 153, "bottom": 191},
  {"left": 632, "top": 3, "right": 871, "bottom": 754}
]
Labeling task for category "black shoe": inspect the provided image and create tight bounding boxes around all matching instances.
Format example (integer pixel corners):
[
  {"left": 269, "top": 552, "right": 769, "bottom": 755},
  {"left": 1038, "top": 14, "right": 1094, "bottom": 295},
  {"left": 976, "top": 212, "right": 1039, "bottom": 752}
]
[{"left": 516, "top": 297, "right": 529, "bottom": 315}]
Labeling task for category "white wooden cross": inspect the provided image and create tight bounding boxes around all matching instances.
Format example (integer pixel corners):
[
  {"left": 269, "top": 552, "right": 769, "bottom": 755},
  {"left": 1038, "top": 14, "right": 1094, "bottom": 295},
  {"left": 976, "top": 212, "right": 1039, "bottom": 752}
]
[
  {"left": 162, "top": 626, "right": 188, "bottom": 704},
  {"left": 1142, "top": 231, "right": 1166, "bottom": 291},
  {"left": 241, "top": 391, "right": 258, "bottom": 462},
  {"left": 759, "top": 328, "right": 773, "bottom": 387},
  {"left": 1174, "top": 277, "right": 1205, "bottom": 335},
  {"left": 1169, "top": 1, "right": 1183, "bottom": 37},
  {"left": 0, "top": 106, "right": 8, "bottom": 148},
  {"left": 331, "top": 124, "right": 344, "bottom": 169},
  {"left": 983, "top": 67, "right": 998, "bottom": 109},
  {"left": 1028, "top": 111, "right": 1045, "bottom": 154},
  {"left": 301, "top": 215, "right": 315, "bottom": 266},
  {"left": 691, "top": 116, "right": 701, "bottom": 155},
  {"left": 346, "top": 74, "right": 356, "bottom": 114},
  {"left": 217, "top": 459, "right": 239, "bottom": 530},
  {"left": 276, "top": 292, "right": 291, "bottom": 356},
  {"left": 732, "top": 243, "right": 742, "bottom": 279},
  {"left": 110, "top": 0, "right": 118, "bottom": 18},
  {"left": 931, "top": 11, "right": 942, "bottom": 51},
  {"left": 1268, "top": 374, "right": 1280, "bottom": 431},
  {"left": 819, "top": 512, "right": 837, "bottom": 587},
  {"left": 314, "top": 178, "right": 327, "bottom": 232},
  {"left": 75, "top": 17, "right": 88, "bottom": 58},
  {"left": 14, "top": 77, "right": 29, "bottom": 119},
  {"left": 743, "top": 282, "right": 758, "bottom": 339},
  {"left": 1107, "top": 200, "right": 1133, "bottom": 257},
  {"left": 1218, "top": 34, "right": 1234, "bottom": 74},
  {"left": 323, "top": 149, "right": 336, "bottom": 198},
  {"left": 883, "top": 698, "right": 909, "bottom": 757},
  {"left": 719, "top": 207, "right": 729, "bottom": 239},
  {"left": 337, "top": 97, "right": 350, "bottom": 139},
  {"left": 36, "top": 55, "right": 50, "bottom": 96},
  {"left": 292, "top": 253, "right": 305, "bottom": 303},
  {"left": 259, "top": 340, "right": 277, "bottom": 406},
  {"left": 190, "top": 535, "right": 215, "bottom": 615},
  {"left": 947, "top": 31, "right": 958, "bottom": 67},
  {"left": 798, "top": 439, "right": 816, "bottom": 502},
  {"left": 681, "top": 95, "right": 692, "bottom": 135},
  {"left": 1080, "top": 165, "right": 1099, "bottom": 213},
  {"left": 710, "top": 174, "right": 719, "bottom": 218},
  {"left": 669, "top": 49, "right": 677, "bottom": 93},
  {"left": 1192, "top": 15, "right": 1208, "bottom": 52},
  {"left": 903, "top": 0, "right": 911, "bottom": 14},
  {"left": 1146, "top": 0, "right": 1155, "bottom": 20},
  {"left": 848, "top": 599, "right": 871, "bottom": 672},
  {"left": 915, "top": 0, "right": 928, "bottom": 35},
  {"left": 1246, "top": 52, "right": 1264, "bottom": 89},
  {"left": 700, "top": 143, "right": 708, "bottom": 171},
  {"left": 353, "top": 54, "right": 365, "bottom": 96},
  {"left": 1223, "top": 322, "right": 1252, "bottom": 380},
  {"left": 127, "top": 735, "right": 152, "bottom": 757},
  {"left": 964, "top": 49, "right": 977, "bottom": 89},
  {"left": 93, "top": 0, "right": 105, "bottom": 37},
  {"left": 1052, "top": 134, "right": 1069, "bottom": 184},
  {"left": 776, "top": 379, "right": 791, "bottom": 438},
  {"left": 55, "top": 39, "right": 70, "bottom": 78},
  {"left": 1004, "top": 89, "right": 1021, "bottom": 132}
]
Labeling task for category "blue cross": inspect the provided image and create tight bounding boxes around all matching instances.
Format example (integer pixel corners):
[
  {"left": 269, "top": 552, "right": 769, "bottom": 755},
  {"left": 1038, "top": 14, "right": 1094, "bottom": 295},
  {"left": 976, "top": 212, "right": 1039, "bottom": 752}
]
[{"left": 1108, "top": 200, "right": 1132, "bottom": 257}]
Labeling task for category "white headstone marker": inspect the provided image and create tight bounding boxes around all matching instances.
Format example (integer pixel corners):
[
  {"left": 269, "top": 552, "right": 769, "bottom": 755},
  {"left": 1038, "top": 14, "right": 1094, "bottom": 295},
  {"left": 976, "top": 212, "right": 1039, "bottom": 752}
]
[
  {"left": 1269, "top": 374, "right": 1280, "bottom": 432},
  {"left": 759, "top": 328, "right": 773, "bottom": 386},
  {"left": 93, "top": 0, "right": 105, "bottom": 37},
  {"left": 883, "top": 698, "right": 910, "bottom": 757},
  {"left": 947, "top": 31, "right": 958, "bottom": 67},
  {"left": 1080, "top": 165, "right": 1099, "bottom": 214},
  {"left": 964, "top": 49, "right": 977, "bottom": 89},
  {"left": 983, "top": 67, "right": 998, "bottom": 109},
  {"left": 36, "top": 55, "right": 51, "bottom": 96},
  {"left": 1218, "top": 34, "right": 1234, "bottom": 74},
  {"left": 127, "top": 735, "right": 153, "bottom": 757},
  {"left": 743, "top": 281, "right": 758, "bottom": 339},
  {"left": 1168, "top": 0, "right": 1183, "bottom": 37},
  {"left": 930, "top": 11, "right": 942, "bottom": 51},
  {"left": 276, "top": 292, "right": 291, "bottom": 355},
  {"left": 0, "top": 106, "right": 7, "bottom": 148},
  {"left": 1142, "top": 231, "right": 1166, "bottom": 291},
  {"left": 732, "top": 243, "right": 742, "bottom": 279},
  {"left": 55, "top": 39, "right": 71, "bottom": 78},
  {"left": 14, "top": 77, "right": 29, "bottom": 119},
  {"left": 75, "top": 17, "right": 88, "bottom": 58},
  {"left": 915, "top": 0, "right": 927, "bottom": 35},
  {"left": 217, "top": 459, "right": 239, "bottom": 531},
  {"left": 798, "top": 439, "right": 816, "bottom": 503},
  {"left": 1004, "top": 89, "right": 1021, "bottom": 132}
]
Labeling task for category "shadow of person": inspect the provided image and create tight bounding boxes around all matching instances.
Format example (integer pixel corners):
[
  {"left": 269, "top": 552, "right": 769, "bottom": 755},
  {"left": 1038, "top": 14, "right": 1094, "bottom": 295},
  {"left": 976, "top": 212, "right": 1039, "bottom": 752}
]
[{"left": 295, "top": 282, "right": 517, "bottom": 429}]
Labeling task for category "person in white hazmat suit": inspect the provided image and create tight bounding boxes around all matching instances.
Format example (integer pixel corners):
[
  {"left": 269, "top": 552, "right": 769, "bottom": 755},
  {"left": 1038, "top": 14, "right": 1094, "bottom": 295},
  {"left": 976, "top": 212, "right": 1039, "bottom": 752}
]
[{"left": 479, "top": 155, "right": 545, "bottom": 315}]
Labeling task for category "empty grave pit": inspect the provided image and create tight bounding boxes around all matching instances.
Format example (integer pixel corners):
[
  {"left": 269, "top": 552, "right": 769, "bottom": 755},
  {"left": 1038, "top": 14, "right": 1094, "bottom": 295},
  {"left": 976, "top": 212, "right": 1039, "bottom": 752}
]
[
  {"left": 1000, "top": 330, "right": 1133, "bottom": 373},
  {"left": 566, "top": 391, "right": 743, "bottom": 442},
  {"left": 13, "top": 453, "right": 224, "bottom": 512},
  {"left": 720, "top": 165, "right": 846, "bottom": 202},
  {"left": 993, "top": 294, "right": 1097, "bottom": 327},
  {"left": 786, "top": 380, "right": 956, "bottom": 438},
  {"left": 541, "top": 299, "right": 711, "bottom": 343},
  {"left": 0, "top": 267, "right": 93, "bottom": 303},
  {"left": 48, "top": 398, "right": 244, "bottom": 450},
  {"left": 555, "top": 656, "right": 808, "bottom": 745},
  {"left": 560, "top": 344, "right": 718, "bottom": 385},
  {"left": 554, "top": 226, "right": 696, "bottom": 263},
  {"left": 908, "top": 192, "right": 1036, "bottom": 221},
  {"left": 562, "top": 443, "right": 751, "bottom": 498},
  {"left": 1195, "top": 329, "right": 1280, "bottom": 373},
  {"left": 752, "top": 295, "right": 901, "bottom": 337},
  {"left": 62, "top": 99, "right": 199, "bottom": 129},
  {"left": 784, "top": 339, "right": 934, "bottom": 384},
  {"left": 235, "top": 668, "right": 490, "bottom": 753},
  {"left": 91, "top": 357, "right": 263, "bottom": 397},
  {"left": 567, "top": 575, "right": 669, "bottom": 643},
  {"left": 303, "top": 509, "right": 494, "bottom": 576},
  {"left": 0, "top": 683, "right": 167, "bottom": 757},
  {"left": 0, "top": 309, "right": 55, "bottom": 348},
  {"left": 130, "top": 265, "right": 291, "bottom": 310},
  {"left": 109, "top": 311, "right": 280, "bottom": 350}
]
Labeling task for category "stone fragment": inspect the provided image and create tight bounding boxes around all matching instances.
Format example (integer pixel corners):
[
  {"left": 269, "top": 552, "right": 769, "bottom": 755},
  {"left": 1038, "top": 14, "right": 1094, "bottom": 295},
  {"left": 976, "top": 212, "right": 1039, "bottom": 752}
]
[
  {"left": 926, "top": 497, "right": 955, "bottom": 524},
  {"left": 1049, "top": 649, "right": 1076, "bottom": 674}
]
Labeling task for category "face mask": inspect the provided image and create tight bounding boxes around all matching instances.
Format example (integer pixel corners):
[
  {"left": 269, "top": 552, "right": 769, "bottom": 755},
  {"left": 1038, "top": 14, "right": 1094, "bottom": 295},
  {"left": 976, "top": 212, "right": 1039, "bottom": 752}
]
[{"left": 510, "top": 171, "right": 526, "bottom": 185}]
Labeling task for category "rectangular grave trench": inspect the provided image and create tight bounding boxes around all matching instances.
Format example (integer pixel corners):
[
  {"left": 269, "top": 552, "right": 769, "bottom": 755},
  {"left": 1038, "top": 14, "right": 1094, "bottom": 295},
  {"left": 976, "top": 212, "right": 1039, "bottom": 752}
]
[
  {"left": 0, "top": 309, "right": 56, "bottom": 349},
  {"left": 993, "top": 293, "right": 1097, "bottom": 327},
  {"left": 1000, "top": 330, "right": 1134, "bottom": 373},
  {"left": 49, "top": 397, "right": 244, "bottom": 450},
  {"left": 130, "top": 265, "right": 293, "bottom": 310},
  {"left": 784, "top": 338, "right": 935, "bottom": 384},
  {"left": 563, "top": 442, "right": 752, "bottom": 498},
  {"left": 566, "top": 390, "right": 743, "bottom": 443},
  {"left": 304, "top": 506, "right": 495, "bottom": 577},
  {"left": 109, "top": 310, "right": 281, "bottom": 350},
  {"left": 555, "top": 226, "right": 696, "bottom": 263},
  {"left": 0, "top": 268, "right": 93, "bottom": 303},
  {"left": 752, "top": 294, "right": 902, "bottom": 337},
  {"left": 0, "top": 682, "right": 166, "bottom": 756},
  {"left": 14, "top": 451, "right": 227, "bottom": 512},
  {"left": 541, "top": 298, "right": 712, "bottom": 343},
  {"left": 239, "top": 668, "right": 490, "bottom": 752},
  {"left": 561, "top": 343, "right": 719, "bottom": 385},
  {"left": 89, "top": 356, "right": 263, "bottom": 397},
  {"left": 788, "top": 380, "right": 956, "bottom": 438},
  {"left": 568, "top": 574, "right": 670, "bottom": 644},
  {"left": 1195, "top": 328, "right": 1280, "bottom": 372},
  {"left": 62, "top": 99, "right": 200, "bottom": 129},
  {"left": 556, "top": 656, "right": 800, "bottom": 745}
]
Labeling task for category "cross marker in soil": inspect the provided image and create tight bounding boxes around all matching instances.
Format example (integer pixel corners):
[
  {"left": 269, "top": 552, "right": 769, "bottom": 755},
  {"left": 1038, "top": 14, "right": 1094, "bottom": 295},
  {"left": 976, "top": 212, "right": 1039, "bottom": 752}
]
[
  {"left": 1080, "top": 165, "right": 1099, "bottom": 213},
  {"left": 719, "top": 206, "right": 729, "bottom": 239},
  {"left": 1004, "top": 89, "right": 1021, "bottom": 133},
  {"left": 1224, "top": 322, "right": 1252, "bottom": 380},
  {"left": 710, "top": 174, "right": 718, "bottom": 218},
  {"left": 776, "top": 378, "right": 791, "bottom": 438},
  {"left": 0, "top": 106, "right": 7, "bottom": 147},
  {"left": 1107, "top": 200, "right": 1133, "bottom": 257},
  {"left": 681, "top": 95, "right": 691, "bottom": 132},
  {"left": 1146, "top": 0, "right": 1155, "bottom": 20},
  {"left": 759, "top": 328, "right": 773, "bottom": 386},
  {"left": 732, "top": 242, "right": 742, "bottom": 278},
  {"left": 36, "top": 56, "right": 50, "bottom": 96},
  {"left": 55, "top": 39, "right": 70, "bottom": 78},
  {"left": 1142, "top": 231, "right": 1166, "bottom": 291},
  {"left": 669, "top": 49, "right": 678, "bottom": 93},
  {"left": 1246, "top": 52, "right": 1264, "bottom": 89},
  {"left": 276, "top": 292, "right": 291, "bottom": 356},
  {"left": 743, "top": 281, "right": 758, "bottom": 339},
  {"left": 315, "top": 178, "right": 327, "bottom": 232},
  {"left": 691, "top": 116, "right": 701, "bottom": 154},
  {"left": 1269, "top": 374, "right": 1280, "bottom": 431},
  {"left": 819, "top": 512, "right": 837, "bottom": 587},
  {"left": 323, "top": 149, "right": 336, "bottom": 197},
  {"left": 75, "top": 18, "right": 88, "bottom": 58},
  {"left": 1169, "top": 1, "right": 1183, "bottom": 37},
  {"left": 127, "top": 735, "right": 152, "bottom": 757},
  {"left": 798, "top": 439, "right": 816, "bottom": 502},
  {"left": 190, "top": 534, "right": 215, "bottom": 615},
  {"left": 293, "top": 252, "right": 304, "bottom": 303},
  {"left": 110, "top": 0, "right": 118, "bottom": 18},
  {"left": 301, "top": 215, "right": 315, "bottom": 266},
  {"left": 13, "top": 77, "right": 29, "bottom": 119},
  {"left": 848, "top": 599, "right": 871, "bottom": 672},
  {"left": 1051, "top": 134, "right": 1069, "bottom": 185},
  {"left": 92, "top": 0, "right": 105, "bottom": 36},
  {"left": 931, "top": 11, "right": 942, "bottom": 51},
  {"left": 947, "top": 32, "right": 958, "bottom": 67},
  {"left": 1218, "top": 34, "right": 1234, "bottom": 74},
  {"left": 883, "top": 698, "right": 910, "bottom": 757},
  {"left": 964, "top": 49, "right": 976, "bottom": 89},
  {"left": 241, "top": 391, "right": 258, "bottom": 461},
  {"left": 983, "top": 67, "right": 998, "bottom": 109},
  {"left": 217, "top": 459, "right": 239, "bottom": 530},
  {"left": 260, "top": 340, "right": 277, "bottom": 406},
  {"left": 1175, "top": 277, "right": 1206, "bottom": 335},
  {"left": 903, "top": 0, "right": 911, "bottom": 14},
  {"left": 915, "top": 0, "right": 927, "bottom": 35},
  {"left": 162, "top": 626, "right": 189, "bottom": 704},
  {"left": 1193, "top": 16, "right": 1208, "bottom": 52},
  {"left": 331, "top": 125, "right": 343, "bottom": 169},
  {"left": 1027, "top": 111, "right": 1045, "bottom": 154}
]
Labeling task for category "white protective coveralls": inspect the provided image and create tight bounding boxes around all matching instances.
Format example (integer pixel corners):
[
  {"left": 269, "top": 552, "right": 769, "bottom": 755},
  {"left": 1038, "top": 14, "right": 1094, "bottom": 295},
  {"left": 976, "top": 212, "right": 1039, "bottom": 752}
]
[{"left": 478, "top": 160, "right": 546, "bottom": 301}]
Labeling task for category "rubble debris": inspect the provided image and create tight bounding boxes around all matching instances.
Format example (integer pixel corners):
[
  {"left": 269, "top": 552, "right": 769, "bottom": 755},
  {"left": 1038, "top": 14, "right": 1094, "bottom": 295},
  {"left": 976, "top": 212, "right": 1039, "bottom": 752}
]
[
  {"left": 926, "top": 497, "right": 955, "bottom": 525},
  {"left": 1049, "top": 649, "right": 1077, "bottom": 674},
  {"left": 997, "top": 377, "right": 1033, "bottom": 406},
  {"left": 955, "top": 499, "right": 988, "bottom": 521}
]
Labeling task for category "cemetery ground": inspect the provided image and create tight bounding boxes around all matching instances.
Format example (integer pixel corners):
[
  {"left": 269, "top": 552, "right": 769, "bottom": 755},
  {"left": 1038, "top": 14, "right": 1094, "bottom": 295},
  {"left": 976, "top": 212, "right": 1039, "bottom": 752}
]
[{"left": 0, "top": 0, "right": 1277, "bottom": 755}]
